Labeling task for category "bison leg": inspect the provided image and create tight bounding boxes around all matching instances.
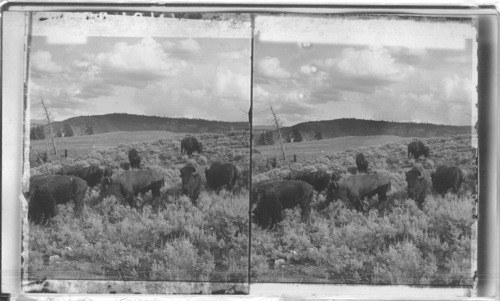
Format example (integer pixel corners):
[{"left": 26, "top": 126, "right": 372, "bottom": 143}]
[
  {"left": 269, "top": 203, "right": 283, "bottom": 230},
  {"left": 300, "top": 190, "right": 313, "bottom": 222},
  {"left": 44, "top": 193, "right": 57, "bottom": 224}
]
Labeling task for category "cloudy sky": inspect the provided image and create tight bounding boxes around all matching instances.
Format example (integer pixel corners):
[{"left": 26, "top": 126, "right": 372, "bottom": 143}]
[
  {"left": 29, "top": 13, "right": 251, "bottom": 122},
  {"left": 253, "top": 16, "right": 476, "bottom": 126}
]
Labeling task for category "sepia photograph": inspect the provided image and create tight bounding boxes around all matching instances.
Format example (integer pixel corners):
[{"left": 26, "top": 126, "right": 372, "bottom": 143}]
[
  {"left": 250, "top": 14, "right": 478, "bottom": 286},
  {"left": 23, "top": 12, "right": 251, "bottom": 294}
]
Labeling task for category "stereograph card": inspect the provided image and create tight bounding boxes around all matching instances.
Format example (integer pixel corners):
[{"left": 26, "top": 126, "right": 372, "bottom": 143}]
[{"left": 1, "top": 2, "right": 498, "bottom": 300}]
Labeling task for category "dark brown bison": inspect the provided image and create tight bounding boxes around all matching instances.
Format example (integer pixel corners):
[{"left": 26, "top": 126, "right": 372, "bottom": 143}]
[
  {"left": 284, "top": 170, "right": 330, "bottom": 192},
  {"left": 180, "top": 162, "right": 206, "bottom": 204},
  {"left": 405, "top": 165, "right": 431, "bottom": 208},
  {"left": 28, "top": 175, "right": 87, "bottom": 224},
  {"left": 56, "top": 165, "right": 104, "bottom": 187},
  {"left": 103, "top": 166, "right": 113, "bottom": 177},
  {"left": 325, "top": 173, "right": 391, "bottom": 212},
  {"left": 205, "top": 162, "right": 240, "bottom": 192},
  {"left": 100, "top": 169, "right": 164, "bottom": 209},
  {"left": 355, "top": 153, "right": 369, "bottom": 173},
  {"left": 408, "top": 140, "right": 430, "bottom": 159},
  {"left": 431, "top": 165, "right": 464, "bottom": 196},
  {"left": 181, "top": 136, "right": 203, "bottom": 156},
  {"left": 128, "top": 149, "right": 141, "bottom": 169},
  {"left": 330, "top": 169, "right": 343, "bottom": 182},
  {"left": 252, "top": 180, "right": 313, "bottom": 229}
]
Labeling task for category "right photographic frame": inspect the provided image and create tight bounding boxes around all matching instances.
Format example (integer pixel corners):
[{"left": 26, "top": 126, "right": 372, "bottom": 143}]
[{"left": 250, "top": 14, "right": 479, "bottom": 287}]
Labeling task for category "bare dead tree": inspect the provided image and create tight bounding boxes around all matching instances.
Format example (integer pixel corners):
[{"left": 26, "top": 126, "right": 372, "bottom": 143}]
[
  {"left": 40, "top": 98, "right": 57, "bottom": 156},
  {"left": 269, "top": 104, "right": 286, "bottom": 161}
]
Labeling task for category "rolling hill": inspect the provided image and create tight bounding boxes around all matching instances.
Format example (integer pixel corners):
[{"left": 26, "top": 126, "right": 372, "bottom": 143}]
[
  {"left": 255, "top": 118, "right": 472, "bottom": 145},
  {"left": 44, "top": 113, "right": 249, "bottom": 136}
]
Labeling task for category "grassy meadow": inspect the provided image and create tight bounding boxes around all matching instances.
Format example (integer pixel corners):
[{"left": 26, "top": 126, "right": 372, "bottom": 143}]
[
  {"left": 251, "top": 134, "right": 476, "bottom": 286},
  {"left": 27, "top": 130, "right": 250, "bottom": 283},
  {"left": 26, "top": 130, "right": 476, "bottom": 287}
]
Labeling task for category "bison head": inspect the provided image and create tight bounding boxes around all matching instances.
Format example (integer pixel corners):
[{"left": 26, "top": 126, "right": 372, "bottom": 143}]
[
  {"left": 196, "top": 142, "right": 203, "bottom": 154},
  {"left": 326, "top": 181, "right": 339, "bottom": 201},
  {"left": 87, "top": 165, "right": 104, "bottom": 187},
  {"left": 405, "top": 166, "right": 427, "bottom": 199},
  {"left": 313, "top": 171, "right": 331, "bottom": 191},
  {"left": 180, "top": 163, "right": 204, "bottom": 201},
  {"left": 424, "top": 146, "right": 430, "bottom": 158}
]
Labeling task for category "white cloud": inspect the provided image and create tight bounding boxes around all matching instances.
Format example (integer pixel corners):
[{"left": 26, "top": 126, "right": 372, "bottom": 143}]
[
  {"left": 214, "top": 68, "right": 250, "bottom": 100},
  {"left": 31, "top": 50, "right": 63, "bottom": 73},
  {"left": 441, "top": 74, "right": 472, "bottom": 102},
  {"left": 256, "top": 56, "right": 291, "bottom": 80},
  {"left": 335, "top": 47, "right": 414, "bottom": 81},
  {"left": 95, "top": 37, "right": 187, "bottom": 87},
  {"left": 178, "top": 38, "right": 201, "bottom": 54},
  {"left": 300, "top": 65, "right": 318, "bottom": 75}
]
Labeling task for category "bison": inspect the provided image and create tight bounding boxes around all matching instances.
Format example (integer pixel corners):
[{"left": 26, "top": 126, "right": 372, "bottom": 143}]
[
  {"left": 205, "top": 162, "right": 240, "bottom": 192},
  {"left": 181, "top": 136, "right": 203, "bottom": 156},
  {"left": 28, "top": 175, "right": 87, "bottom": 224},
  {"left": 252, "top": 180, "right": 313, "bottom": 229},
  {"left": 103, "top": 166, "right": 113, "bottom": 177},
  {"left": 284, "top": 170, "right": 330, "bottom": 192},
  {"left": 325, "top": 173, "right": 391, "bottom": 212},
  {"left": 405, "top": 165, "right": 431, "bottom": 208},
  {"left": 330, "top": 169, "right": 343, "bottom": 182},
  {"left": 56, "top": 165, "right": 104, "bottom": 187},
  {"left": 431, "top": 165, "right": 464, "bottom": 196},
  {"left": 180, "top": 162, "right": 206, "bottom": 204},
  {"left": 100, "top": 169, "right": 164, "bottom": 209},
  {"left": 128, "top": 149, "right": 141, "bottom": 169},
  {"left": 355, "top": 153, "right": 369, "bottom": 173},
  {"left": 408, "top": 140, "right": 430, "bottom": 159}
]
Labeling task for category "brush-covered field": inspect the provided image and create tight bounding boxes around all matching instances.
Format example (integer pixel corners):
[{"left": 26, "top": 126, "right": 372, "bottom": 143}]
[
  {"left": 251, "top": 134, "right": 476, "bottom": 286},
  {"left": 27, "top": 131, "right": 250, "bottom": 283}
]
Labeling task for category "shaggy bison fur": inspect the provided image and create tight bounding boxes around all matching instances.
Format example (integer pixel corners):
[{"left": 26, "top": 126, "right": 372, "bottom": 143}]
[
  {"left": 180, "top": 162, "right": 206, "bottom": 204},
  {"left": 100, "top": 169, "right": 164, "bottom": 209},
  {"left": 28, "top": 175, "right": 87, "bottom": 224},
  {"left": 325, "top": 173, "right": 391, "bottom": 212},
  {"left": 205, "top": 162, "right": 240, "bottom": 192},
  {"left": 252, "top": 180, "right": 313, "bottom": 229},
  {"left": 405, "top": 165, "right": 431, "bottom": 208}
]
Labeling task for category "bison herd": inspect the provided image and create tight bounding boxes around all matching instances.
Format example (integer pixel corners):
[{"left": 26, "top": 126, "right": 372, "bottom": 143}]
[
  {"left": 28, "top": 138, "right": 467, "bottom": 231},
  {"left": 28, "top": 137, "right": 241, "bottom": 224},
  {"left": 251, "top": 139, "right": 467, "bottom": 229}
]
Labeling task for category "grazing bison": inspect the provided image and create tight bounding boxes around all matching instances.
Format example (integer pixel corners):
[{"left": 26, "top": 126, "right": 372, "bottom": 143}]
[
  {"left": 181, "top": 136, "right": 203, "bottom": 156},
  {"left": 180, "top": 162, "right": 206, "bottom": 204},
  {"left": 284, "top": 170, "right": 330, "bottom": 192},
  {"left": 330, "top": 169, "right": 343, "bottom": 182},
  {"left": 355, "top": 153, "right": 369, "bottom": 173},
  {"left": 252, "top": 180, "right": 313, "bottom": 229},
  {"left": 405, "top": 165, "right": 431, "bottom": 208},
  {"left": 128, "top": 149, "right": 141, "bottom": 169},
  {"left": 408, "top": 140, "right": 430, "bottom": 159},
  {"left": 205, "top": 162, "right": 240, "bottom": 192},
  {"left": 100, "top": 169, "right": 164, "bottom": 208},
  {"left": 56, "top": 165, "right": 104, "bottom": 187},
  {"left": 431, "top": 165, "right": 464, "bottom": 196},
  {"left": 325, "top": 173, "right": 391, "bottom": 212},
  {"left": 28, "top": 175, "right": 87, "bottom": 224},
  {"left": 103, "top": 166, "right": 113, "bottom": 177}
]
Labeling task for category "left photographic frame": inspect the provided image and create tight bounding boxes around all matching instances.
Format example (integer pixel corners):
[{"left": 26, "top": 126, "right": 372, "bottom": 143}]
[{"left": 12, "top": 10, "right": 252, "bottom": 294}]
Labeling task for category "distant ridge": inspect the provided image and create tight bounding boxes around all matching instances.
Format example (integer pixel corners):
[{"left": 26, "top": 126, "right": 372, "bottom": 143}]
[
  {"left": 254, "top": 118, "right": 471, "bottom": 144},
  {"left": 48, "top": 113, "right": 249, "bottom": 136}
]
